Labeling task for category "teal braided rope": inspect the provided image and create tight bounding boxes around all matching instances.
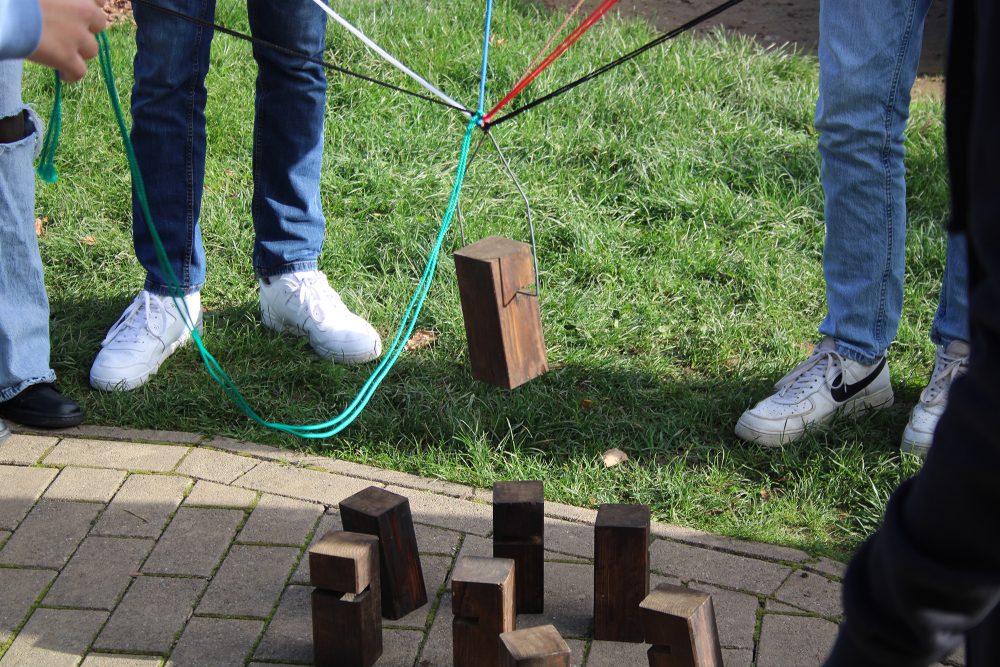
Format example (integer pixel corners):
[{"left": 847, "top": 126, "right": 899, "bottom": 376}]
[
  {"left": 95, "top": 31, "right": 480, "bottom": 438},
  {"left": 36, "top": 70, "right": 62, "bottom": 183}
]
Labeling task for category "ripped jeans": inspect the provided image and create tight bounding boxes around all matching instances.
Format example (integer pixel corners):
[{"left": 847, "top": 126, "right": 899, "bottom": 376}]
[{"left": 0, "top": 60, "right": 56, "bottom": 401}]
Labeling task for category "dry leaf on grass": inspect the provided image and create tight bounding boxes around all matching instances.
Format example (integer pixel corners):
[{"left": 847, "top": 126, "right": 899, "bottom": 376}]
[
  {"left": 80, "top": 235, "right": 97, "bottom": 246},
  {"left": 103, "top": 0, "right": 133, "bottom": 23},
  {"left": 602, "top": 448, "right": 628, "bottom": 468},
  {"left": 34, "top": 216, "right": 47, "bottom": 237},
  {"left": 404, "top": 329, "right": 437, "bottom": 352}
]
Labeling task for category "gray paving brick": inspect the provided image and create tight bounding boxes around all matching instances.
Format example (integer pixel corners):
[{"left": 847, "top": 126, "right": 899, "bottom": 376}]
[
  {"left": 0, "top": 568, "right": 56, "bottom": 645},
  {"left": 184, "top": 480, "right": 257, "bottom": 508},
  {"left": 176, "top": 448, "right": 257, "bottom": 484},
  {"left": 697, "top": 584, "right": 759, "bottom": 649},
  {"left": 383, "top": 629, "right": 423, "bottom": 667},
  {"left": 43, "top": 439, "right": 188, "bottom": 472},
  {"left": 0, "top": 530, "right": 8, "bottom": 547},
  {"left": 94, "top": 576, "right": 206, "bottom": 653},
  {"left": 80, "top": 655, "right": 162, "bottom": 667},
  {"left": 546, "top": 517, "right": 594, "bottom": 559},
  {"left": 0, "top": 465, "right": 58, "bottom": 530},
  {"left": 650, "top": 539, "right": 792, "bottom": 595},
  {"left": 394, "top": 554, "right": 451, "bottom": 628},
  {"left": 238, "top": 494, "right": 321, "bottom": 546},
  {"left": 415, "top": 579, "right": 452, "bottom": 666},
  {"left": 544, "top": 502, "right": 599, "bottom": 526},
  {"left": 58, "top": 426, "right": 202, "bottom": 445},
  {"left": 166, "top": 617, "right": 263, "bottom": 667},
  {"left": 290, "top": 512, "right": 342, "bottom": 585},
  {"left": 143, "top": 507, "right": 243, "bottom": 577},
  {"left": 757, "top": 614, "right": 838, "bottom": 667},
  {"left": 45, "top": 536, "right": 153, "bottom": 610},
  {"left": 254, "top": 585, "right": 311, "bottom": 663},
  {"left": 0, "top": 608, "right": 107, "bottom": 667},
  {"left": 586, "top": 640, "right": 650, "bottom": 666},
  {"left": 775, "top": 571, "right": 842, "bottom": 618},
  {"left": 765, "top": 599, "right": 802, "bottom": 613},
  {"left": 652, "top": 523, "right": 809, "bottom": 563},
  {"left": 233, "top": 461, "right": 373, "bottom": 505},
  {"left": 94, "top": 474, "right": 190, "bottom": 538},
  {"left": 416, "top": 523, "right": 462, "bottom": 555},
  {"left": 519, "top": 561, "right": 593, "bottom": 638},
  {"left": 723, "top": 648, "right": 754, "bottom": 666},
  {"left": 389, "top": 485, "right": 491, "bottom": 536},
  {"left": 207, "top": 437, "right": 304, "bottom": 462},
  {"left": 808, "top": 557, "right": 847, "bottom": 579},
  {"left": 197, "top": 545, "right": 298, "bottom": 617},
  {"left": 45, "top": 467, "right": 126, "bottom": 503},
  {"left": 0, "top": 500, "right": 100, "bottom": 568},
  {"left": 310, "top": 456, "right": 475, "bottom": 499},
  {"left": 0, "top": 434, "right": 57, "bottom": 465}
]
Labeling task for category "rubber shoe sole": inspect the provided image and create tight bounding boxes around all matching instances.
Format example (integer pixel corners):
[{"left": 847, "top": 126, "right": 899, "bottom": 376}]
[
  {"left": 260, "top": 311, "right": 382, "bottom": 365},
  {"left": 900, "top": 425, "right": 932, "bottom": 458},
  {"left": 90, "top": 321, "right": 203, "bottom": 392}
]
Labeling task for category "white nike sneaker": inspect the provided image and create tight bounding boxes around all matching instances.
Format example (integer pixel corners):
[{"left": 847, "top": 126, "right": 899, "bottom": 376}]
[
  {"left": 259, "top": 271, "right": 382, "bottom": 364},
  {"left": 90, "top": 291, "right": 202, "bottom": 391},
  {"left": 901, "top": 340, "right": 970, "bottom": 457},
  {"left": 735, "top": 337, "right": 894, "bottom": 446}
]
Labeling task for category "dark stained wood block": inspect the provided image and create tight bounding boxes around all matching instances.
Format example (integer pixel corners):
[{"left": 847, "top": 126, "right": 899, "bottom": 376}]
[
  {"left": 452, "top": 556, "right": 516, "bottom": 667},
  {"left": 499, "top": 624, "right": 571, "bottom": 666},
  {"left": 339, "top": 486, "right": 427, "bottom": 620},
  {"left": 640, "top": 583, "right": 723, "bottom": 667},
  {"left": 493, "top": 481, "right": 544, "bottom": 540},
  {"left": 494, "top": 538, "right": 544, "bottom": 614},
  {"left": 312, "top": 588, "right": 383, "bottom": 667},
  {"left": 309, "top": 530, "right": 379, "bottom": 595},
  {"left": 593, "top": 504, "right": 651, "bottom": 642},
  {"left": 454, "top": 236, "right": 548, "bottom": 389}
]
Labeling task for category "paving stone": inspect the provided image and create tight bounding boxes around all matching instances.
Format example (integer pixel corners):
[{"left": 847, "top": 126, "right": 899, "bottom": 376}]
[
  {"left": 393, "top": 554, "right": 451, "bottom": 628},
  {"left": 94, "top": 474, "right": 190, "bottom": 538},
  {"left": 166, "top": 617, "right": 263, "bottom": 667},
  {"left": 184, "top": 480, "right": 257, "bottom": 508},
  {"left": 415, "top": 522, "right": 462, "bottom": 555},
  {"left": 808, "top": 557, "right": 847, "bottom": 579},
  {"left": 238, "top": 494, "right": 322, "bottom": 546},
  {"left": 290, "top": 511, "right": 342, "bottom": 585},
  {"left": 143, "top": 507, "right": 243, "bottom": 576},
  {"left": 723, "top": 648, "right": 754, "bottom": 666},
  {"left": 414, "top": 579, "right": 452, "bottom": 666},
  {"left": 309, "top": 456, "right": 476, "bottom": 499},
  {"left": 207, "top": 437, "right": 306, "bottom": 462},
  {"left": 390, "top": 485, "right": 491, "bottom": 536},
  {"left": 546, "top": 517, "right": 594, "bottom": 559},
  {"left": 45, "top": 536, "right": 154, "bottom": 609},
  {"left": 0, "top": 465, "right": 58, "bottom": 530},
  {"left": 585, "top": 640, "right": 650, "bottom": 666},
  {"left": 757, "top": 614, "right": 838, "bottom": 667},
  {"left": 80, "top": 655, "right": 162, "bottom": 667},
  {"left": 651, "top": 523, "right": 809, "bottom": 563},
  {"left": 43, "top": 439, "right": 189, "bottom": 472},
  {"left": 254, "top": 585, "right": 311, "bottom": 663},
  {"left": 0, "top": 530, "right": 8, "bottom": 548},
  {"left": 0, "top": 434, "right": 57, "bottom": 465},
  {"left": 765, "top": 599, "right": 802, "bottom": 613},
  {"left": 234, "top": 461, "right": 374, "bottom": 506},
  {"left": 94, "top": 576, "right": 206, "bottom": 653},
  {"left": 176, "top": 448, "right": 258, "bottom": 484},
  {"left": 519, "top": 561, "right": 594, "bottom": 638},
  {"left": 382, "top": 629, "right": 423, "bottom": 666},
  {"left": 775, "top": 571, "right": 842, "bottom": 618},
  {"left": 650, "top": 539, "right": 792, "bottom": 595},
  {"left": 544, "top": 501, "right": 599, "bottom": 526},
  {"left": 44, "top": 467, "right": 126, "bottom": 503},
  {"left": 696, "top": 584, "right": 759, "bottom": 649},
  {"left": 197, "top": 545, "right": 299, "bottom": 617},
  {"left": 58, "top": 425, "right": 202, "bottom": 445},
  {"left": 0, "top": 608, "right": 107, "bottom": 667},
  {"left": 0, "top": 500, "right": 100, "bottom": 568},
  {"left": 0, "top": 568, "right": 56, "bottom": 644}
]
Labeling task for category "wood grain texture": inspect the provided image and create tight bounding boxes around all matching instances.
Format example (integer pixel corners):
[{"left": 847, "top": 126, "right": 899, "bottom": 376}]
[
  {"left": 309, "top": 530, "right": 379, "bottom": 595},
  {"left": 499, "top": 624, "right": 571, "bottom": 666},
  {"left": 593, "top": 503, "right": 651, "bottom": 642},
  {"left": 640, "top": 583, "right": 724, "bottom": 667},
  {"left": 312, "top": 588, "right": 383, "bottom": 667},
  {"left": 452, "top": 556, "right": 516, "bottom": 667}
]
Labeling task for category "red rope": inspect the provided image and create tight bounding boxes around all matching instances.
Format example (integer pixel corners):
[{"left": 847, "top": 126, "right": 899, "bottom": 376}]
[{"left": 484, "top": 0, "right": 621, "bottom": 123}]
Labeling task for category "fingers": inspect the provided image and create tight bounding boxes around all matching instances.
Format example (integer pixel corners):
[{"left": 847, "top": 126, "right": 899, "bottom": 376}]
[
  {"left": 60, "top": 55, "right": 88, "bottom": 83},
  {"left": 80, "top": 33, "right": 100, "bottom": 60},
  {"left": 88, "top": 4, "right": 109, "bottom": 33}
]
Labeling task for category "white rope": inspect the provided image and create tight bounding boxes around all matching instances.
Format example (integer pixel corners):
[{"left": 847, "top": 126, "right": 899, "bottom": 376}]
[{"left": 308, "top": 0, "right": 470, "bottom": 114}]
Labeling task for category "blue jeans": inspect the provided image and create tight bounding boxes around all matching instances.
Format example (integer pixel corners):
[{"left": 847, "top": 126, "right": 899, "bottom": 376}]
[
  {"left": 131, "top": 0, "right": 329, "bottom": 295},
  {"left": 816, "top": 0, "right": 969, "bottom": 364},
  {"left": 0, "top": 60, "right": 56, "bottom": 401}
]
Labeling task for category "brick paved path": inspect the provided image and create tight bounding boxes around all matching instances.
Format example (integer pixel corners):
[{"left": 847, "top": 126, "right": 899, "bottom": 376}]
[{"left": 0, "top": 428, "right": 963, "bottom": 666}]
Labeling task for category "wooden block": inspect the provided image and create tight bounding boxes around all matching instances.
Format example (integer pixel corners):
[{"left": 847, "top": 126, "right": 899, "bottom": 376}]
[
  {"left": 640, "top": 583, "right": 724, "bottom": 667},
  {"left": 340, "top": 486, "right": 427, "bottom": 620},
  {"left": 493, "top": 481, "right": 544, "bottom": 540},
  {"left": 454, "top": 236, "right": 548, "bottom": 389},
  {"left": 312, "top": 588, "right": 383, "bottom": 667},
  {"left": 494, "top": 538, "right": 544, "bottom": 614},
  {"left": 499, "top": 624, "right": 571, "bottom": 667},
  {"left": 309, "top": 530, "right": 379, "bottom": 595},
  {"left": 452, "top": 556, "right": 516, "bottom": 667},
  {"left": 593, "top": 504, "right": 651, "bottom": 642}
]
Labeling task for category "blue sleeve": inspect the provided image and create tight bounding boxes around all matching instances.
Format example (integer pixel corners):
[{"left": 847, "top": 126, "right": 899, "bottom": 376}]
[{"left": 0, "top": 0, "right": 42, "bottom": 61}]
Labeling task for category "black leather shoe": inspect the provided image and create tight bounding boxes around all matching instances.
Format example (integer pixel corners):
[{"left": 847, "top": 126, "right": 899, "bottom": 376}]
[{"left": 0, "top": 384, "right": 84, "bottom": 429}]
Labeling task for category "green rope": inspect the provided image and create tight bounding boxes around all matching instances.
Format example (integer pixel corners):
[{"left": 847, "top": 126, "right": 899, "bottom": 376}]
[
  {"left": 90, "top": 32, "right": 479, "bottom": 438},
  {"left": 36, "top": 70, "right": 61, "bottom": 183}
]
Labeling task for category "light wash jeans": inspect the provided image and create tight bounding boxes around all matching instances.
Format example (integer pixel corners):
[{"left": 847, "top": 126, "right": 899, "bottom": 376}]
[
  {"left": 0, "top": 59, "right": 55, "bottom": 401},
  {"left": 816, "top": 0, "right": 968, "bottom": 364},
  {"left": 130, "top": 0, "right": 329, "bottom": 296}
]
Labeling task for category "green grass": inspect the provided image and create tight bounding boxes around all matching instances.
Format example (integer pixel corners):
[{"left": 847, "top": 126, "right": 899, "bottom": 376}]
[{"left": 24, "top": 0, "right": 944, "bottom": 560}]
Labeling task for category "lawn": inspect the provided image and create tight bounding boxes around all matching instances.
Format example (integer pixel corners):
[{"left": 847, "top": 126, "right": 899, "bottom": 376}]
[{"left": 24, "top": 0, "right": 945, "bottom": 560}]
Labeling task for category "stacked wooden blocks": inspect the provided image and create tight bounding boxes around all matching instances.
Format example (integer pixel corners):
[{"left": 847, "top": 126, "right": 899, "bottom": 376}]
[{"left": 452, "top": 555, "right": 516, "bottom": 667}]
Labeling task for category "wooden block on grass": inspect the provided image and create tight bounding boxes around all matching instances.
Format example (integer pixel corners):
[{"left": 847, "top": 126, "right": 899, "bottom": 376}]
[
  {"left": 454, "top": 236, "right": 548, "bottom": 389},
  {"left": 312, "top": 588, "right": 383, "bottom": 667},
  {"left": 309, "top": 530, "right": 379, "bottom": 595},
  {"left": 593, "top": 503, "right": 651, "bottom": 642},
  {"left": 499, "top": 624, "right": 571, "bottom": 666},
  {"left": 452, "top": 556, "right": 516, "bottom": 667},
  {"left": 340, "top": 486, "right": 427, "bottom": 620},
  {"left": 640, "top": 583, "right": 723, "bottom": 667}
]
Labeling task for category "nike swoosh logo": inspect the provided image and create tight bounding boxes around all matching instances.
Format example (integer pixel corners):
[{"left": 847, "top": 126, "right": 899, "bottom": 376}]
[{"left": 830, "top": 357, "right": 886, "bottom": 403}]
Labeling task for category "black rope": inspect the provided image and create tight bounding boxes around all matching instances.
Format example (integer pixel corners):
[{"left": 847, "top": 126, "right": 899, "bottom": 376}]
[
  {"left": 488, "top": 0, "right": 749, "bottom": 127},
  {"left": 130, "top": 0, "right": 468, "bottom": 114}
]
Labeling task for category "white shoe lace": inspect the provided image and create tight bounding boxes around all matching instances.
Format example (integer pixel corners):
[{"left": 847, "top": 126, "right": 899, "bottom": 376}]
[
  {"left": 289, "top": 273, "right": 347, "bottom": 325},
  {"left": 774, "top": 347, "right": 844, "bottom": 402},
  {"left": 100, "top": 292, "right": 194, "bottom": 347},
  {"left": 919, "top": 348, "right": 969, "bottom": 407}
]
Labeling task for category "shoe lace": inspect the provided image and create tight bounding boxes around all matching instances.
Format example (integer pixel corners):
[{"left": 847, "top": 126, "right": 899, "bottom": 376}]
[
  {"left": 774, "top": 348, "right": 844, "bottom": 402},
  {"left": 100, "top": 292, "right": 162, "bottom": 346},
  {"left": 291, "top": 274, "right": 346, "bottom": 324},
  {"left": 919, "top": 349, "right": 969, "bottom": 406}
]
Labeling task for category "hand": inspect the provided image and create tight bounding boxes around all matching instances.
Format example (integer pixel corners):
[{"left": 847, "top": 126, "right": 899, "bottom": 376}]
[{"left": 29, "top": 0, "right": 108, "bottom": 82}]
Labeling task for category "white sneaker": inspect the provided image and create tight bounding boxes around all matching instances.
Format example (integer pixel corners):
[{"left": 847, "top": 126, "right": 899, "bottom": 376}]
[
  {"left": 0, "top": 418, "right": 9, "bottom": 443},
  {"left": 90, "top": 291, "right": 202, "bottom": 391},
  {"left": 735, "top": 337, "right": 894, "bottom": 446},
  {"left": 901, "top": 340, "right": 970, "bottom": 457},
  {"left": 259, "top": 271, "right": 382, "bottom": 364}
]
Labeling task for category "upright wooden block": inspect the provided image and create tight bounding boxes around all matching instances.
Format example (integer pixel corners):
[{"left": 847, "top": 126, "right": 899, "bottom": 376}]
[
  {"left": 454, "top": 236, "right": 548, "bottom": 389},
  {"left": 593, "top": 504, "right": 651, "bottom": 642},
  {"left": 340, "top": 486, "right": 427, "bottom": 620},
  {"left": 493, "top": 481, "right": 545, "bottom": 614},
  {"left": 312, "top": 588, "right": 383, "bottom": 667},
  {"left": 640, "top": 583, "right": 723, "bottom": 667},
  {"left": 452, "top": 556, "right": 516, "bottom": 667},
  {"left": 309, "top": 530, "right": 379, "bottom": 595},
  {"left": 499, "top": 624, "right": 571, "bottom": 667}
]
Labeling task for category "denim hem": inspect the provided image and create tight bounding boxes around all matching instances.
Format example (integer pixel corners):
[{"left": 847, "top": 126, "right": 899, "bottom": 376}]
[
  {"left": 256, "top": 261, "right": 319, "bottom": 280},
  {"left": 0, "top": 372, "right": 57, "bottom": 403},
  {"left": 143, "top": 278, "right": 202, "bottom": 298},
  {"left": 929, "top": 332, "right": 969, "bottom": 349},
  {"left": 833, "top": 340, "right": 882, "bottom": 366}
]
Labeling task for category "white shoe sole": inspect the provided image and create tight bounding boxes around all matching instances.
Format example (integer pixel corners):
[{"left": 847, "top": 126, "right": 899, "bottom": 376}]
[
  {"left": 900, "top": 425, "right": 932, "bottom": 458},
  {"left": 735, "top": 385, "right": 895, "bottom": 447},
  {"left": 90, "top": 321, "right": 202, "bottom": 392},
  {"left": 0, "top": 420, "right": 10, "bottom": 444},
  {"left": 261, "top": 311, "right": 382, "bottom": 365}
]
